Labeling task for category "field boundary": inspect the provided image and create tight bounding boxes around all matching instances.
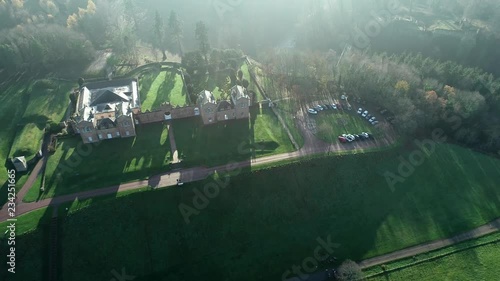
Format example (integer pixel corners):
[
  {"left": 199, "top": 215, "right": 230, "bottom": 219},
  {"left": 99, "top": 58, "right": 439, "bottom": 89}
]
[
  {"left": 364, "top": 232, "right": 500, "bottom": 279},
  {"left": 359, "top": 217, "right": 500, "bottom": 270},
  {"left": 245, "top": 57, "right": 300, "bottom": 150}
]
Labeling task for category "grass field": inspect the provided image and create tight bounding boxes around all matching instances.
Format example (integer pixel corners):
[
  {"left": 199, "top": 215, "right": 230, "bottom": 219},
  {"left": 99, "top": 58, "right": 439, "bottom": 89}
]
[
  {"left": 139, "top": 69, "right": 187, "bottom": 111},
  {"left": 0, "top": 79, "right": 74, "bottom": 205},
  {"left": 315, "top": 111, "right": 381, "bottom": 142},
  {"left": 22, "top": 80, "right": 74, "bottom": 123},
  {"left": 251, "top": 67, "right": 306, "bottom": 148},
  {"left": 365, "top": 232, "right": 500, "bottom": 280},
  {"left": 0, "top": 83, "right": 30, "bottom": 185},
  {"left": 9, "top": 123, "right": 45, "bottom": 158},
  {"left": 23, "top": 123, "right": 172, "bottom": 202},
  {"left": 173, "top": 107, "right": 294, "bottom": 167},
  {"left": 7, "top": 143, "right": 500, "bottom": 280}
]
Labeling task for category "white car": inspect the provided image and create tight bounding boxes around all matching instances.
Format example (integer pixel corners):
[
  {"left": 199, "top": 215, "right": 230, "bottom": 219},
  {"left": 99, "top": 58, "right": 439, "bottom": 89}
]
[
  {"left": 308, "top": 108, "right": 318, "bottom": 115},
  {"left": 371, "top": 120, "right": 379, "bottom": 125},
  {"left": 357, "top": 108, "right": 363, "bottom": 114},
  {"left": 345, "top": 134, "right": 355, "bottom": 142},
  {"left": 341, "top": 94, "right": 347, "bottom": 100},
  {"left": 314, "top": 105, "right": 324, "bottom": 111},
  {"left": 362, "top": 111, "right": 368, "bottom": 117},
  {"left": 361, "top": 132, "right": 370, "bottom": 139},
  {"left": 331, "top": 104, "right": 338, "bottom": 110},
  {"left": 369, "top": 117, "right": 376, "bottom": 122}
]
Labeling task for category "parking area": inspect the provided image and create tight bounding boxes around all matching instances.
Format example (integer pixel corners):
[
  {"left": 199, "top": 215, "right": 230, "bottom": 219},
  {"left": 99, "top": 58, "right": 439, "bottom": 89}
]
[{"left": 302, "top": 96, "right": 390, "bottom": 144}]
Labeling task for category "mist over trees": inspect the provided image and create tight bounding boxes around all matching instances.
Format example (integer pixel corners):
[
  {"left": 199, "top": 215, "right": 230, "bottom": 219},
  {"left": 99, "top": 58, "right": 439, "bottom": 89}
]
[
  {"left": 0, "top": 0, "right": 499, "bottom": 154},
  {"left": 261, "top": 48, "right": 500, "bottom": 153}
]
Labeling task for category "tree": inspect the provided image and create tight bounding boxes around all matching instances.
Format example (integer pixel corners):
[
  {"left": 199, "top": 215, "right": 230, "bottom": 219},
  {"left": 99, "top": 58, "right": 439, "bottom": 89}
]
[
  {"left": 168, "top": 10, "right": 183, "bottom": 56},
  {"left": 154, "top": 11, "right": 167, "bottom": 61},
  {"left": 242, "top": 79, "right": 250, "bottom": 89},
  {"left": 395, "top": 80, "right": 410, "bottom": 95},
  {"left": 336, "top": 260, "right": 364, "bottom": 281},
  {"left": 195, "top": 21, "right": 210, "bottom": 64}
]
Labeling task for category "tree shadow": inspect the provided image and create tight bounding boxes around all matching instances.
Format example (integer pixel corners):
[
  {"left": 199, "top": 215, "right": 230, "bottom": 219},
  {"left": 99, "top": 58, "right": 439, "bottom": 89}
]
[
  {"left": 153, "top": 71, "right": 177, "bottom": 109},
  {"left": 40, "top": 122, "right": 171, "bottom": 200},
  {"left": 139, "top": 70, "right": 161, "bottom": 105}
]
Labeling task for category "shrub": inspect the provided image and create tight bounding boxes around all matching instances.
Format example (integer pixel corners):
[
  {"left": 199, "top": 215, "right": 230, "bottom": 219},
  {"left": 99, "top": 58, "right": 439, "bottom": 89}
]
[{"left": 46, "top": 122, "right": 63, "bottom": 134}]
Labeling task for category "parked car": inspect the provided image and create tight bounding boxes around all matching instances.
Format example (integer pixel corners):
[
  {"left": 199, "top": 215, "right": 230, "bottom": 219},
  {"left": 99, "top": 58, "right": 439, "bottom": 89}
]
[
  {"left": 380, "top": 109, "right": 388, "bottom": 115},
  {"left": 341, "top": 94, "right": 347, "bottom": 100},
  {"left": 357, "top": 108, "right": 363, "bottom": 114},
  {"left": 324, "top": 104, "right": 330, "bottom": 110},
  {"left": 353, "top": 134, "right": 360, "bottom": 140},
  {"left": 338, "top": 136, "right": 347, "bottom": 143},
  {"left": 331, "top": 104, "right": 338, "bottom": 110},
  {"left": 337, "top": 103, "right": 343, "bottom": 110},
  {"left": 314, "top": 105, "right": 324, "bottom": 111},
  {"left": 371, "top": 120, "right": 379, "bottom": 125},
  {"left": 369, "top": 117, "right": 376, "bottom": 122},
  {"left": 361, "top": 132, "right": 370, "bottom": 139},
  {"left": 346, "top": 134, "right": 355, "bottom": 142},
  {"left": 347, "top": 105, "right": 352, "bottom": 110},
  {"left": 362, "top": 111, "right": 368, "bottom": 117},
  {"left": 307, "top": 108, "right": 318, "bottom": 115}
]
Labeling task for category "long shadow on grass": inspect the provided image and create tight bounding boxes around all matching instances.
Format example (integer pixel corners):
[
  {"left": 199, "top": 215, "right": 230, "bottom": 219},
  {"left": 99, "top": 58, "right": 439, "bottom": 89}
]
[
  {"left": 153, "top": 72, "right": 177, "bottom": 109},
  {"left": 173, "top": 116, "right": 256, "bottom": 167},
  {"left": 14, "top": 143, "right": 500, "bottom": 281},
  {"left": 139, "top": 70, "right": 161, "bottom": 105},
  {"left": 0, "top": 207, "right": 53, "bottom": 281},
  {"left": 37, "top": 122, "right": 172, "bottom": 200}
]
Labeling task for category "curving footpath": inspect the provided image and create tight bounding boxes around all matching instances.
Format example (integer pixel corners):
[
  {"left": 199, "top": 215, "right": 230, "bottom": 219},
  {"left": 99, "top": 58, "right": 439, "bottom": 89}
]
[
  {"left": 1, "top": 114, "right": 500, "bottom": 280},
  {"left": 0, "top": 109, "right": 397, "bottom": 221}
]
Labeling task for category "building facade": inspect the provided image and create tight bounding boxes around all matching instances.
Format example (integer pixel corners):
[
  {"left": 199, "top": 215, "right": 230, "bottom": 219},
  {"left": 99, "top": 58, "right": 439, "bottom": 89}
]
[
  {"left": 198, "top": 85, "right": 251, "bottom": 125},
  {"left": 71, "top": 79, "right": 140, "bottom": 144},
  {"left": 70, "top": 79, "right": 252, "bottom": 143}
]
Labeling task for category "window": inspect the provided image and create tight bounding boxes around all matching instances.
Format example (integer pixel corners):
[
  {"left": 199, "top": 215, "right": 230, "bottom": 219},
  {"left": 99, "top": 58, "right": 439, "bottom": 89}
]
[
  {"left": 88, "top": 137, "right": 93, "bottom": 142},
  {"left": 107, "top": 133, "right": 112, "bottom": 139},
  {"left": 123, "top": 121, "right": 130, "bottom": 127},
  {"left": 126, "top": 131, "right": 130, "bottom": 136},
  {"left": 98, "top": 134, "right": 103, "bottom": 139},
  {"left": 116, "top": 132, "right": 120, "bottom": 137}
]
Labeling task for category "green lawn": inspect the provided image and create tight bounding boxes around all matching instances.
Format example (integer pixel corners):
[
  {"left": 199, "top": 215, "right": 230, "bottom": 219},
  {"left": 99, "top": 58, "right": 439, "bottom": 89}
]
[
  {"left": 0, "top": 208, "right": 52, "bottom": 281},
  {"left": 9, "top": 123, "right": 45, "bottom": 158},
  {"left": 315, "top": 111, "right": 381, "bottom": 142},
  {"left": 22, "top": 80, "right": 74, "bottom": 123},
  {"left": 140, "top": 69, "right": 187, "bottom": 111},
  {"left": 366, "top": 232, "right": 500, "bottom": 280},
  {"left": 173, "top": 107, "right": 294, "bottom": 167},
  {"left": 253, "top": 66, "right": 305, "bottom": 148},
  {"left": 23, "top": 123, "right": 172, "bottom": 202},
  {"left": 7, "top": 143, "right": 500, "bottom": 280},
  {"left": 0, "top": 79, "right": 73, "bottom": 205},
  {"left": 0, "top": 83, "right": 30, "bottom": 184}
]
